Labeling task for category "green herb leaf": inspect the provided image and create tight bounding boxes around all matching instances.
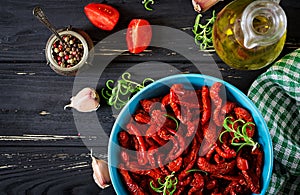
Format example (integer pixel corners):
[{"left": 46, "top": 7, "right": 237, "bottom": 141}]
[
  {"left": 186, "top": 169, "right": 208, "bottom": 175},
  {"left": 192, "top": 10, "right": 216, "bottom": 51},
  {"left": 164, "top": 114, "right": 179, "bottom": 130},
  {"left": 101, "top": 72, "right": 154, "bottom": 110},
  {"left": 142, "top": 0, "right": 155, "bottom": 11},
  {"left": 150, "top": 172, "right": 178, "bottom": 195},
  {"left": 219, "top": 116, "right": 259, "bottom": 152}
]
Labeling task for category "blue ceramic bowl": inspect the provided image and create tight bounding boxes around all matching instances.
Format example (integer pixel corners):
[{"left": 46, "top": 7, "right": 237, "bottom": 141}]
[{"left": 108, "top": 74, "right": 273, "bottom": 195}]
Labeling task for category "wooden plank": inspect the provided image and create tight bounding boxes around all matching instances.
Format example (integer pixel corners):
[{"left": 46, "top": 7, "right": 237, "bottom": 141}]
[
  {"left": 0, "top": 0, "right": 203, "bottom": 62},
  {"left": 0, "top": 0, "right": 299, "bottom": 62},
  {"left": 0, "top": 146, "right": 115, "bottom": 194}
]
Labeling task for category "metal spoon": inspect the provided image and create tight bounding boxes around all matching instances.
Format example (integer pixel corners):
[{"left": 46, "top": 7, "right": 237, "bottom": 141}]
[{"left": 33, "top": 6, "right": 65, "bottom": 44}]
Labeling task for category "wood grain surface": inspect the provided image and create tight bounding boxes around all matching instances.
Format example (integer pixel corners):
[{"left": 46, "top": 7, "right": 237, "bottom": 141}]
[{"left": 0, "top": 0, "right": 299, "bottom": 194}]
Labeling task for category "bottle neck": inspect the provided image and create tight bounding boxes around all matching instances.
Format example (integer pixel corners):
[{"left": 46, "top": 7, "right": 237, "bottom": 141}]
[{"left": 239, "top": 0, "right": 286, "bottom": 49}]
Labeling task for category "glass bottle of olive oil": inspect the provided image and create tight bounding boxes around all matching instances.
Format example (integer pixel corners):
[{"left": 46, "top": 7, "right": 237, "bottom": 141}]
[{"left": 213, "top": 0, "right": 287, "bottom": 70}]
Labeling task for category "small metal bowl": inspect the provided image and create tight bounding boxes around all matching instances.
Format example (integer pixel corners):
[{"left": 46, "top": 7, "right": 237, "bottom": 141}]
[{"left": 45, "top": 27, "right": 93, "bottom": 76}]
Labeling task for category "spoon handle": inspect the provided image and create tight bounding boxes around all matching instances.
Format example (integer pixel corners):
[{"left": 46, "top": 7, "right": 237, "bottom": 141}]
[{"left": 33, "top": 6, "right": 64, "bottom": 43}]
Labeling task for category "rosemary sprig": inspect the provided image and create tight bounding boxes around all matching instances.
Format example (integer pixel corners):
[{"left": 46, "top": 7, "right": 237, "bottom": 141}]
[
  {"left": 142, "top": 0, "right": 155, "bottom": 11},
  {"left": 101, "top": 72, "right": 154, "bottom": 110},
  {"left": 150, "top": 171, "right": 178, "bottom": 195},
  {"left": 192, "top": 10, "right": 216, "bottom": 51},
  {"left": 219, "top": 116, "right": 259, "bottom": 152},
  {"left": 164, "top": 114, "right": 179, "bottom": 131}
]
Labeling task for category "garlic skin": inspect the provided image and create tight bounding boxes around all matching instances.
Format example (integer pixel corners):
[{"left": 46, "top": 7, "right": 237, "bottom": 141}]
[
  {"left": 64, "top": 87, "right": 100, "bottom": 112},
  {"left": 91, "top": 156, "right": 111, "bottom": 189},
  {"left": 192, "top": 0, "right": 222, "bottom": 12}
]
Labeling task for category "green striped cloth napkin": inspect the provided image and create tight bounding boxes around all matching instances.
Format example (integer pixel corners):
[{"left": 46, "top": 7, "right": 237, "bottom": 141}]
[{"left": 248, "top": 48, "right": 300, "bottom": 194}]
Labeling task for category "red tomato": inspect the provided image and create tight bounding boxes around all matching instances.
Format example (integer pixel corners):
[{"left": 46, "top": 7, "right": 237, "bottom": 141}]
[
  {"left": 126, "top": 19, "right": 152, "bottom": 54},
  {"left": 84, "top": 3, "right": 119, "bottom": 31}
]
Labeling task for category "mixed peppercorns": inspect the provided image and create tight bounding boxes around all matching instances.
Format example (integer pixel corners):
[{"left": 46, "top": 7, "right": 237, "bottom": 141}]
[{"left": 51, "top": 34, "right": 84, "bottom": 68}]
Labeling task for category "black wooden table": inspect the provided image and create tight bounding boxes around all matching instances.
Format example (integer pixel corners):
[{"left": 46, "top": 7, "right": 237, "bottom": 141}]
[{"left": 1, "top": 0, "right": 299, "bottom": 194}]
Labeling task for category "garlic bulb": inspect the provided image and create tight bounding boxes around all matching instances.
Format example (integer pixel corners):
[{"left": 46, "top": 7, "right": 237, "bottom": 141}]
[
  {"left": 91, "top": 156, "right": 111, "bottom": 189},
  {"left": 64, "top": 87, "right": 100, "bottom": 112}
]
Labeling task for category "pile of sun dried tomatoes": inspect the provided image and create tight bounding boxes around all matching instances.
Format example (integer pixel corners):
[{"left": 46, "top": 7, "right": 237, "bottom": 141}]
[{"left": 117, "top": 82, "right": 263, "bottom": 195}]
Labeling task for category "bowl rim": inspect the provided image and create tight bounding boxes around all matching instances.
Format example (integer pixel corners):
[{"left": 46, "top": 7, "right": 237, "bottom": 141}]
[{"left": 108, "top": 73, "right": 273, "bottom": 195}]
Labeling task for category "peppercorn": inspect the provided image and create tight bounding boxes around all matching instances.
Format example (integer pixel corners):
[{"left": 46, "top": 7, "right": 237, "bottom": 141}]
[
  {"left": 64, "top": 36, "right": 69, "bottom": 42},
  {"left": 54, "top": 48, "right": 59, "bottom": 53}
]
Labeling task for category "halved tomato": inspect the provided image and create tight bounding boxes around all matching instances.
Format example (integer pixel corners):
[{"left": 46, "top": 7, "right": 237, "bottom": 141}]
[
  {"left": 126, "top": 19, "right": 152, "bottom": 54},
  {"left": 84, "top": 3, "right": 119, "bottom": 31}
]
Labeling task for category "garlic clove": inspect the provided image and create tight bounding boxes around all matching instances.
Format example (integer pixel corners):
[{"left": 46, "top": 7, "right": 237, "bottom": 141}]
[
  {"left": 64, "top": 87, "right": 100, "bottom": 112},
  {"left": 192, "top": 0, "right": 222, "bottom": 13},
  {"left": 91, "top": 156, "right": 111, "bottom": 189}
]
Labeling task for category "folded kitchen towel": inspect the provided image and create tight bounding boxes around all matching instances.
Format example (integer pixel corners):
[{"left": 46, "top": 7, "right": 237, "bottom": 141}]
[{"left": 248, "top": 48, "right": 300, "bottom": 194}]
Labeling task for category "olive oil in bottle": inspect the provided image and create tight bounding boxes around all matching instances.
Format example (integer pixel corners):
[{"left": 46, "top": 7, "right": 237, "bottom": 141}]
[{"left": 213, "top": 0, "right": 287, "bottom": 70}]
